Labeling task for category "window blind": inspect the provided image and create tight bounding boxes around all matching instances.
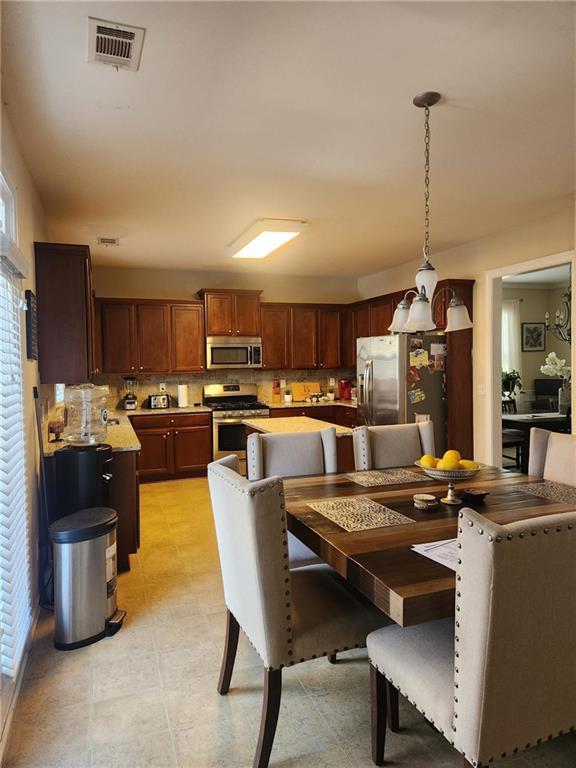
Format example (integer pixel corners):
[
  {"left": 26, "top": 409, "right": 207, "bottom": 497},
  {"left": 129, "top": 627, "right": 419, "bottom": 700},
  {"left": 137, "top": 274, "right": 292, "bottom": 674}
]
[{"left": 0, "top": 258, "right": 32, "bottom": 678}]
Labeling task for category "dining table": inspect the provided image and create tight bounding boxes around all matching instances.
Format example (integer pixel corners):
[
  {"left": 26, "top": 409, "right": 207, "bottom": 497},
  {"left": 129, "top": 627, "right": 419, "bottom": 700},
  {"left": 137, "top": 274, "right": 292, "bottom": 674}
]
[
  {"left": 284, "top": 465, "right": 576, "bottom": 627},
  {"left": 501, "top": 412, "right": 570, "bottom": 473}
]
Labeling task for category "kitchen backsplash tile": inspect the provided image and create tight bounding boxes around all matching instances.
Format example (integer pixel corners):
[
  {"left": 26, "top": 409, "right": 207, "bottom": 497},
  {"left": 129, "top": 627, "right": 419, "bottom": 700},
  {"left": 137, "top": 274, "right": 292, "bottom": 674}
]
[{"left": 92, "top": 369, "right": 355, "bottom": 409}]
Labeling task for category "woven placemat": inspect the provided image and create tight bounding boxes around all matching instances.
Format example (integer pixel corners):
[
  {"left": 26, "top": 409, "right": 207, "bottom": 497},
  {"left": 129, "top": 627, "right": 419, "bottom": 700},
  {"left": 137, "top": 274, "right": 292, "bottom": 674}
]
[
  {"left": 347, "top": 469, "right": 427, "bottom": 487},
  {"left": 520, "top": 481, "right": 576, "bottom": 505},
  {"left": 307, "top": 496, "right": 414, "bottom": 532}
]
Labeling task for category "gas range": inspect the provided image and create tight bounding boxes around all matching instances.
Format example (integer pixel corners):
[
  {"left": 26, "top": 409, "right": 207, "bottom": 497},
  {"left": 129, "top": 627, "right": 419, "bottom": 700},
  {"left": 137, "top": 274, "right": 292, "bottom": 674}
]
[{"left": 204, "top": 384, "right": 270, "bottom": 420}]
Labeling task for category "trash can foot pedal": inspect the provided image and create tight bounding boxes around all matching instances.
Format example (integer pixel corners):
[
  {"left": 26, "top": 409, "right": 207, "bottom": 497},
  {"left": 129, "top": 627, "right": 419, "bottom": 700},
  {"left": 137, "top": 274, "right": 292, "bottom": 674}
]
[{"left": 106, "top": 609, "right": 126, "bottom": 636}]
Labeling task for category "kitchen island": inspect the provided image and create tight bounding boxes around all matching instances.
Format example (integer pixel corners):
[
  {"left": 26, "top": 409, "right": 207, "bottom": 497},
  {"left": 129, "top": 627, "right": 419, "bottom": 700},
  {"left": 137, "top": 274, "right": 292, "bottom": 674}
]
[{"left": 243, "top": 416, "right": 355, "bottom": 472}]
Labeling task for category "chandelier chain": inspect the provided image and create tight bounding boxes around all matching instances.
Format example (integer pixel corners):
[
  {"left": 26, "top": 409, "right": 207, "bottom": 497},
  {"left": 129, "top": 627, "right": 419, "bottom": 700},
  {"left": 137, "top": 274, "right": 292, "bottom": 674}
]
[{"left": 423, "top": 105, "right": 431, "bottom": 261}]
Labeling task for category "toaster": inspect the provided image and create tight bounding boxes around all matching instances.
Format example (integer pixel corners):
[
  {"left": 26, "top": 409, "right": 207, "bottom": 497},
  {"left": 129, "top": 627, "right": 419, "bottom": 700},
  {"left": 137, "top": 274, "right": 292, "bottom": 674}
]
[{"left": 148, "top": 394, "right": 169, "bottom": 409}]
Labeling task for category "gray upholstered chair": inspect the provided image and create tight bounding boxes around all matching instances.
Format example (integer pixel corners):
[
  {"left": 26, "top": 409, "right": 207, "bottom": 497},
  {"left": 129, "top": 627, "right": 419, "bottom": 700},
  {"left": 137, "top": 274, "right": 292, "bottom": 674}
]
[
  {"left": 208, "top": 455, "right": 388, "bottom": 768},
  {"left": 353, "top": 422, "right": 435, "bottom": 470},
  {"left": 247, "top": 428, "right": 338, "bottom": 568},
  {"left": 367, "top": 507, "right": 576, "bottom": 768},
  {"left": 528, "top": 428, "right": 576, "bottom": 486}
]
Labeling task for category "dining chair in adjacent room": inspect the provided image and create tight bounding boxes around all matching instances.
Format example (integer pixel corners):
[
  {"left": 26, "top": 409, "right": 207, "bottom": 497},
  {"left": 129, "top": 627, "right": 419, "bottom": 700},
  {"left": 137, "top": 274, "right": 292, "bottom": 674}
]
[
  {"left": 528, "top": 428, "right": 576, "bottom": 487},
  {"left": 352, "top": 422, "right": 435, "bottom": 470},
  {"left": 246, "top": 428, "right": 338, "bottom": 567},
  {"left": 367, "top": 507, "right": 576, "bottom": 768},
  {"left": 501, "top": 399, "right": 524, "bottom": 470},
  {"left": 207, "top": 455, "right": 389, "bottom": 768}
]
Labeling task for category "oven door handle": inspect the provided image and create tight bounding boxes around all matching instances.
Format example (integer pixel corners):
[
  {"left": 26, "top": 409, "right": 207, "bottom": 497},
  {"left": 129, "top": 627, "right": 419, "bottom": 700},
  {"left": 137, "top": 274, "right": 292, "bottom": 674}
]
[{"left": 248, "top": 346, "right": 253, "bottom": 366}]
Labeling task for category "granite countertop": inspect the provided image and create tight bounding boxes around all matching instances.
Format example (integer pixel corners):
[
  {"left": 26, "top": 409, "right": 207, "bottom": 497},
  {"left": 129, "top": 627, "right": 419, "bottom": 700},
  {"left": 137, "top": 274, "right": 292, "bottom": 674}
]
[
  {"left": 126, "top": 405, "right": 212, "bottom": 416},
  {"left": 243, "top": 416, "right": 353, "bottom": 437},
  {"left": 264, "top": 400, "right": 357, "bottom": 410},
  {"left": 43, "top": 411, "right": 141, "bottom": 456}
]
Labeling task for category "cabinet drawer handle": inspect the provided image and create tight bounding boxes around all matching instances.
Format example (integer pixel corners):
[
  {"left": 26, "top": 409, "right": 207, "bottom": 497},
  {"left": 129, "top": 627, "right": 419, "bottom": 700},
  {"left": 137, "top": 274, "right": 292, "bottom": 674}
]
[
  {"left": 130, "top": 366, "right": 135, "bottom": 371},
  {"left": 163, "top": 433, "right": 167, "bottom": 439},
  {"left": 139, "top": 366, "right": 144, "bottom": 371},
  {"left": 174, "top": 431, "right": 179, "bottom": 435},
  {"left": 170, "top": 419, "right": 174, "bottom": 424}
]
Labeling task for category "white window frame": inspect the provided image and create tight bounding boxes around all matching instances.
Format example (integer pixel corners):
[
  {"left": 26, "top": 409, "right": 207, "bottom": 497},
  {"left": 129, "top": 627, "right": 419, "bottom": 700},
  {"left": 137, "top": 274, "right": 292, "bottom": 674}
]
[{"left": 0, "top": 172, "right": 17, "bottom": 244}]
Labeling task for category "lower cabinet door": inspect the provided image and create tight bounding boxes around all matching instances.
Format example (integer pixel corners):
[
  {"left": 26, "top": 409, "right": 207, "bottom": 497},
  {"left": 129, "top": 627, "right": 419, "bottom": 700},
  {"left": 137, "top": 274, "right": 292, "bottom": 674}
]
[
  {"left": 173, "top": 426, "right": 212, "bottom": 474},
  {"left": 136, "top": 428, "right": 173, "bottom": 478}
]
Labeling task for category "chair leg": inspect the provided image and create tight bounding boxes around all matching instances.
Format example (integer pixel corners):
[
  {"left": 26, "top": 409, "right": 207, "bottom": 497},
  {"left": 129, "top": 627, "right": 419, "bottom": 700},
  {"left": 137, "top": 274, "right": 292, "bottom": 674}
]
[
  {"left": 328, "top": 653, "right": 338, "bottom": 664},
  {"left": 370, "top": 663, "right": 387, "bottom": 766},
  {"left": 217, "top": 609, "right": 240, "bottom": 695},
  {"left": 387, "top": 683, "right": 400, "bottom": 732},
  {"left": 253, "top": 668, "right": 282, "bottom": 768}
]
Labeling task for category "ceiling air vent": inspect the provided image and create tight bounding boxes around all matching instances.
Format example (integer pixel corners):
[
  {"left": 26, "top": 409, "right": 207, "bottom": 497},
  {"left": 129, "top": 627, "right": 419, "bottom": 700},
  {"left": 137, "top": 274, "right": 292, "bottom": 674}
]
[
  {"left": 88, "top": 17, "right": 145, "bottom": 72},
  {"left": 97, "top": 237, "right": 120, "bottom": 246}
]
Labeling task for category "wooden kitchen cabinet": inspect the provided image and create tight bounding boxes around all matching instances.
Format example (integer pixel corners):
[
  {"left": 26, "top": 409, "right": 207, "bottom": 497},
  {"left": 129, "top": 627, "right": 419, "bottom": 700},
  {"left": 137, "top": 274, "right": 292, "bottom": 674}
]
[
  {"left": 261, "top": 304, "right": 290, "bottom": 369},
  {"left": 171, "top": 304, "right": 205, "bottom": 372},
  {"left": 269, "top": 406, "right": 335, "bottom": 420},
  {"left": 369, "top": 297, "right": 394, "bottom": 335},
  {"left": 130, "top": 413, "right": 212, "bottom": 481},
  {"left": 290, "top": 306, "right": 317, "bottom": 369},
  {"left": 199, "top": 289, "right": 262, "bottom": 336},
  {"left": 318, "top": 308, "right": 341, "bottom": 369},
  {"left": 34, "top": 242, "right": 97, "bottom": 383},
  {"left": 100, "top": 301, "right": 137, "bottom": 374},
  {"left": 341, "top": 304, "right": 370, "bottom": 368},
  {"left": 108, "top": 449, "right": 140, "bottom": 572},
  {"left": 136, "top": 303, "right": 171, "bottom": 373}
]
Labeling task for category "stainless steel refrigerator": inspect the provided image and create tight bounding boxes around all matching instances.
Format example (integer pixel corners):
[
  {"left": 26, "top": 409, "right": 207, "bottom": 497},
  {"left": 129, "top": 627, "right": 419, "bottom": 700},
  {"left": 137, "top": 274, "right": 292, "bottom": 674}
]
[{"left": 356, "top": 335, "right": 447, "bottom": 455}]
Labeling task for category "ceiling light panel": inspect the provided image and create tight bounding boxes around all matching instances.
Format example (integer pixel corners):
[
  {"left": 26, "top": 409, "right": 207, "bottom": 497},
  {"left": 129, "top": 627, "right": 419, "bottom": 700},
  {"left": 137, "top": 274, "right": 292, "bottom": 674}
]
[{"left": 229, "top": 219, "right": 307, "bottom": 260}]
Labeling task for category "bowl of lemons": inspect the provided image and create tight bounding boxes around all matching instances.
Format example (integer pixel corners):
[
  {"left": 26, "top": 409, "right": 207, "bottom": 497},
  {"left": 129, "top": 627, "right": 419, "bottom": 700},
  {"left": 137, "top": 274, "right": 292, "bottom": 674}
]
[{"left": 415, "top": 451, "right": 481, "bottom": 505}]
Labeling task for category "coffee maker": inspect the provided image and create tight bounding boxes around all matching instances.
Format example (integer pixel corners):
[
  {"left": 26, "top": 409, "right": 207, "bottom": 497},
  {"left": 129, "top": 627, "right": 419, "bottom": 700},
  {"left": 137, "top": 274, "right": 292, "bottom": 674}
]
[{"left": 338, "top": 379, "right": 352, "bottom": 401}]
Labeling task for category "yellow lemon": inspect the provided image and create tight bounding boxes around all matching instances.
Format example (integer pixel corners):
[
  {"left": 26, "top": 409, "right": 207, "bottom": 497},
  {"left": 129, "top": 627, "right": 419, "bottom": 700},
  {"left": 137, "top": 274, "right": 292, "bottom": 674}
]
[
  {"left": 437, "top": 458, "right": 461, "bottom": 471},
  {"left": 420, "top": 454, "right": 438, "bottom": 468},
  {"left": 459, "top": 459, "right": 478, "bottom": 470},
  {"left": 443, "top": 449, "right": 462, "bottom": 463}
]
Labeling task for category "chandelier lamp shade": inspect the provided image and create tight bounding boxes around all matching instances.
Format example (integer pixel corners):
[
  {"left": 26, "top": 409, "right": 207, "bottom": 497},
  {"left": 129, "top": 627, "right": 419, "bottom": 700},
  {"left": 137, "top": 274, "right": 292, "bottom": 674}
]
[{"left": 388, "top": 91, "right": 472, "bottom": 335}]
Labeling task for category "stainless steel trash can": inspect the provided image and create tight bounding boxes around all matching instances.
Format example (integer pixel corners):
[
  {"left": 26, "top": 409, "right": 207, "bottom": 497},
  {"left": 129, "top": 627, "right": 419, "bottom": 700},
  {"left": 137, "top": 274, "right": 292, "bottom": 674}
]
[{"left": 49, "top": 507, "right": 125, "bottom": 650}]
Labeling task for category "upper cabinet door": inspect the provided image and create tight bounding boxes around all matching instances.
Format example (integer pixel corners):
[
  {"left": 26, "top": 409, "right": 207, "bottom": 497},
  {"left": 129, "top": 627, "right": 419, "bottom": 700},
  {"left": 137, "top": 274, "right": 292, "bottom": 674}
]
[
  {"left": 353, "top": 305, "right": 370, "bottom": 340},
  {"left": 290, "top": 307, "right": 317, "bottom": 369},
  {"left": 318, "top": 308, "right": 341, "bottom": 369},
  {"left": 171, "top": 304, "right": 205, "bottom": 372},
  {"left": 136, "top": 304, "right": 171, "bottom": 372},
  {"left": 205, "top": 294, "right": 233, "bottom": 336},
  {"left": 369, "top": 298, "right": 393, "bottom": 336},
  {"left": 234, "top": 293, "right": 261, "bottom": 336},
  {"left": 261, "top": 305, "right": 290, "bottom": 369},
  {"left": 101, "top": 302, "right": 137, "bottom": 373}
]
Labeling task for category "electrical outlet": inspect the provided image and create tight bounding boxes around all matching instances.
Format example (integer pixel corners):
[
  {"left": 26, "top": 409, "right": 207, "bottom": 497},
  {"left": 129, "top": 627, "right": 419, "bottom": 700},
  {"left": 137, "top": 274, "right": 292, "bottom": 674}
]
[
  {"left": 477, "top": 384, "right": 486, "bottom": 396},
  {"left": 159, "top": 382, "right": 167, "bottom": 393},
  {"left": 329, "top": 377, "right": 336, "bottom": 386},
  {"left": 280, "top": 379, "right": 286, "bottom": 388}
]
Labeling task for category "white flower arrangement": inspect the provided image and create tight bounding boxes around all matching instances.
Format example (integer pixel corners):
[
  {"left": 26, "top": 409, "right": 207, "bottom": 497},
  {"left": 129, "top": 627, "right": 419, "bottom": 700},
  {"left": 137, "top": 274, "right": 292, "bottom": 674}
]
[{"left": 540, "top": 352, "right": 571, "bottom": 383}]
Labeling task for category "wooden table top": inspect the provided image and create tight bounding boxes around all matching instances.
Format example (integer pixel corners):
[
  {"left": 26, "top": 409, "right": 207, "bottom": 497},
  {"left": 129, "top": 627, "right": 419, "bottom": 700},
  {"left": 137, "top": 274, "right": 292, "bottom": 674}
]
[{"left": 283, "top": 466, "right": 576, "bottom": 627}]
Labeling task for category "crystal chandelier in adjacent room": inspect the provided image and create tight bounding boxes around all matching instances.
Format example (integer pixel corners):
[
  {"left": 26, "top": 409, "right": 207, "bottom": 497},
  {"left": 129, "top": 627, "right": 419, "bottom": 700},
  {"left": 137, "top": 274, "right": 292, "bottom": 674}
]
[{"left": 389, "top": 92, "right": 473, "bottom": 334}]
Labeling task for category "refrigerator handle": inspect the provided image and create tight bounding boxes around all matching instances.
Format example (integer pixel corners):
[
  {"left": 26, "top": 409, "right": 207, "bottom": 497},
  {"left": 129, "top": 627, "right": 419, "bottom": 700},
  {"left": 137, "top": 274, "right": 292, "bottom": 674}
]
[{"left": 365, "top": 359, "right": 374, "bottom": 426}]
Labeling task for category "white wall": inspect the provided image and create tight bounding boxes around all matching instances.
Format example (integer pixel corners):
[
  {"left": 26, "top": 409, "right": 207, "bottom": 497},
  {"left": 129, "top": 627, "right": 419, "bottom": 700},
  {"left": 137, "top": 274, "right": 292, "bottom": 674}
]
[
  {"left": 357, "top": 197, "right": 575, "bottom": 461},
  {"left": 93, "top": 265, "right": 360, "bottom": 303},
  {"left": 1, "top": 108, "right": 48, "bottom": 747}
]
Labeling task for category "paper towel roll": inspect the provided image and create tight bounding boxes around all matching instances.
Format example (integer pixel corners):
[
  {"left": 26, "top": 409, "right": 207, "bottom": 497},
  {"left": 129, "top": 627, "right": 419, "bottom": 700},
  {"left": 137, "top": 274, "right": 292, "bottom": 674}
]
[{"left": 177, "top": 384, "right": 189, "bottom": 408}]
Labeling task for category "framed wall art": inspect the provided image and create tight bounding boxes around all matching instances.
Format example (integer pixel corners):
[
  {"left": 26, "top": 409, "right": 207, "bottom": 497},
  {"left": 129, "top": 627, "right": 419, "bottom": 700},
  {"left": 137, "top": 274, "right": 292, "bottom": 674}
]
[{"left": 521, "top": 322, "right": 545, "bottom": 352}]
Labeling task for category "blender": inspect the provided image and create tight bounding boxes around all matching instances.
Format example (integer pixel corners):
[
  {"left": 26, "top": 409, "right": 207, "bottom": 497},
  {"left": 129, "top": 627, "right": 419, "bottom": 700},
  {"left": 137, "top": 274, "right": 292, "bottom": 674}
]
[{"left": 122, "top": 377, "right": 139, "bottom": 411}]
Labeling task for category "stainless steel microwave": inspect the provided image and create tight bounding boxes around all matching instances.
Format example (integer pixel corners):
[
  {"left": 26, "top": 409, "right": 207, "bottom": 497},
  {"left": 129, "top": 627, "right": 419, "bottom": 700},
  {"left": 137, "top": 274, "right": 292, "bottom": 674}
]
[{"left": 206, "top": 336, "right": 263, "bottom": 369}]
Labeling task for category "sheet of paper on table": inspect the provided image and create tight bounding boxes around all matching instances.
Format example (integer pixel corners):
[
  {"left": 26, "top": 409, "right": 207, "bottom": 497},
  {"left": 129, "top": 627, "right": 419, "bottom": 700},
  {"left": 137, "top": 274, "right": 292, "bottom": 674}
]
[{"left": 412, "top": 538, "right": 459, "bottom": 571}]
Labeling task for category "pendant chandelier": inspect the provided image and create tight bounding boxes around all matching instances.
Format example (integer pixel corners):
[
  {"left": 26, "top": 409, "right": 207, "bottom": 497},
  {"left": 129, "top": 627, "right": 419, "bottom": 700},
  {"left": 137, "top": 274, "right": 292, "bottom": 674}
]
[
  {"left": 389, "top": 92, "right": 473, "bottom": 334},
  {"left": 544, "top": 288, "right": 571, "bottom": 345}
]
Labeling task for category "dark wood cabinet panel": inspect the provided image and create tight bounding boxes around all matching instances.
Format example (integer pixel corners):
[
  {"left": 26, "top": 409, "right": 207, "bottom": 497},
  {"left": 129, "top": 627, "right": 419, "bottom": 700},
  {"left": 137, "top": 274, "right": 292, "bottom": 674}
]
[
  {"left": 137, "top": 303, "right": 171, "bottom": 373},
  {"left": 261, "top": 304, "right": 290, "bottom": 369},
  {"left": 173, "top": 427, "right": 212, "bottom": 473},
  {"left": 353, "top": 304, "right": 371, "bottom": 339},
  {"left": 100, "top": 302, "right": 136, "bottom": 373},
  {"left": 205, "top": 293, "right": 233, "bottom": 335},
  {"left": 234, "top": 293, "right": 261, "bottom": 336},
  {"left": 318, "top": 308, "right": 341, "bottom": 369},
  {"left": 171, "top": 304, "right": 205, "bottom": 372},
  {"left": 290, "top": 307, "right": 318, "bottom": 369},
  {"left": 332, "top": 406, "right": 358, "bottom": 429},
  {"left": 341, "top": 304, "right": 370, "bottom": 368},
  {"left": 108, "top": 450, "right": 140, "bottom": 572},
  {"left": 369, "top": 298, "right": 393, "bottom": 336},
  {"left": 135, "top": 428, "right": 173, "bottom": 478},
  {"left": 269, "top": 406, "right": 335, "bottom": 420},
  {"left": 34, "top": 242, "right": 95, "bottom": 384}
]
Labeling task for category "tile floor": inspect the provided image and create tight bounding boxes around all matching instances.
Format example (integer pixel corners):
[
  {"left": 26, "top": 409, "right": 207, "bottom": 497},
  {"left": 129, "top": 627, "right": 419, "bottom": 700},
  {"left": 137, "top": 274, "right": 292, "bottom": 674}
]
[{"left": 5, "top": 477, "right": 576, "bottom": 767}]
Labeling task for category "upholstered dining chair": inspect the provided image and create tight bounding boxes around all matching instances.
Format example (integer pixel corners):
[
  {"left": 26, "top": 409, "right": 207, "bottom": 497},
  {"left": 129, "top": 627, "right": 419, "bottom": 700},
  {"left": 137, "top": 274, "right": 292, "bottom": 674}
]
[
  {"left": 353, "top": 422, "right": 435, "bottom": 470},
  {"left": 528, "top": 428, "right": 576, "bottom": 487},
  {"left": 208, "top": 455, "right": 389, "bottom": 768},
  {"left": 246, "top": 428, "right": 337, "bottom": 568},
  {"left": 367, "top": 506, "right": 576, "bottom": 768}
]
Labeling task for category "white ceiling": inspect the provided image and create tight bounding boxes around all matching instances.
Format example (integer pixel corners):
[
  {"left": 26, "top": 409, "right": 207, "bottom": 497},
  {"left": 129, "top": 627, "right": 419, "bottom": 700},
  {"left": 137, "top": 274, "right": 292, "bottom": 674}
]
[
  {"left": 2, "top": 2, "right": 574, "bottom": 277},
  {"left": 503, "top": 263, "right": 572, "bottom": 287}
]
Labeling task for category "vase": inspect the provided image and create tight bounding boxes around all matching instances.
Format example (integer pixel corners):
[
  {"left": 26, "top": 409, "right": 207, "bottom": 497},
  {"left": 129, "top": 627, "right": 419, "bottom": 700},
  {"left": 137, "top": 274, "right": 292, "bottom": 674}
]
[{"left": 558, "top": 382, "right": 571, "bottom": 415}]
